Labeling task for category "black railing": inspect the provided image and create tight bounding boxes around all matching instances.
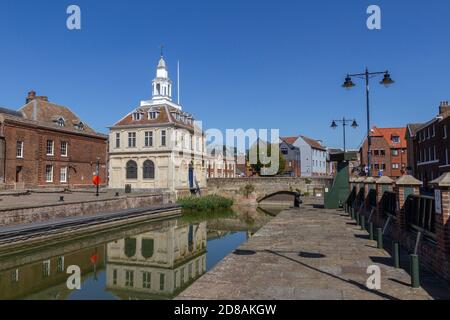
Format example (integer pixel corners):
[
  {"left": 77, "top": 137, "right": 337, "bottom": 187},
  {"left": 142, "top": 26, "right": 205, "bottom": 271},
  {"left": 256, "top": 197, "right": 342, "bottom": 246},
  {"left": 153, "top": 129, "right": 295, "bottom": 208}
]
[
  {"left": 381, "top": 191, "right": 396, "bottom": 217},
  {"left": 355, "top": 188, "right": 365, "bottom": 209},
  {"left": 405, "top": 194, "right": 436, "bottom": 238},
  {"left": 346, "top": 187, "right": 357, "bottom": 208},
  {"left": 368, "top": 189, "right": 377, "bottom": 208}
]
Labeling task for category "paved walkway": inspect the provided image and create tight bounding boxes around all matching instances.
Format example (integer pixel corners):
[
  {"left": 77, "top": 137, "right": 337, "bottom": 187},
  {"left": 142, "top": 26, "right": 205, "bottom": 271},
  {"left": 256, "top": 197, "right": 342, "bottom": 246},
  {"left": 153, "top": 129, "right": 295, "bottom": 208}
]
[{"left": 178, "top": 202, "right": 450, "bottom": 300}]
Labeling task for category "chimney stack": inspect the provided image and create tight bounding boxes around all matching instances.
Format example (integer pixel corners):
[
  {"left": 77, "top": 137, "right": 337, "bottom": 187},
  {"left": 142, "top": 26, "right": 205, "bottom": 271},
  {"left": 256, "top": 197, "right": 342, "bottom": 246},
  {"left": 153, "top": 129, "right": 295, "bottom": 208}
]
[
  {"left": 26, "top": 91, "right": 36, "bottom": 104},
  {"left": 439, "top": 101, "right": 450, "bottom": 116},
  {"left": 26, "top": 91, "right": 49, "bottom": 104}
]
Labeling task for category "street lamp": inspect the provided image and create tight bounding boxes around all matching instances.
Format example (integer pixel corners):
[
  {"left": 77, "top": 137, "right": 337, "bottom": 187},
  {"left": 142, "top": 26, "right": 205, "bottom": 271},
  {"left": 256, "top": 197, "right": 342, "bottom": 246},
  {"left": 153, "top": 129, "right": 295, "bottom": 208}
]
[
  {"left": 342, "top": 68, "right": 394, "bottom": 176},
  {"left": 95, "top": 157, "right": 100, "bottom": 197},
  {"left": 330, "top": 118, "right": 358, "bottom": 152}
]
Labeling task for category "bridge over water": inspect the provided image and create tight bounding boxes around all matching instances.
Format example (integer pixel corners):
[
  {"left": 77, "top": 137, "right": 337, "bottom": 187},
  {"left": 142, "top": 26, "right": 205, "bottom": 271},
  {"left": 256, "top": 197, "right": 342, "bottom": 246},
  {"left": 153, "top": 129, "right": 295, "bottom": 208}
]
[{"left": 207, "top": 177, "right": 333, "bottom": 205}]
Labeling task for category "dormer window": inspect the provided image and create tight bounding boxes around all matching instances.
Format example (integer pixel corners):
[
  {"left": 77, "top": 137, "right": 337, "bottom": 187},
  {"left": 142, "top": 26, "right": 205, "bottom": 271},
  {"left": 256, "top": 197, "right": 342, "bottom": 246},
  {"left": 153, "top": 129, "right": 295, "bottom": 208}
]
[
  {"left": 148, "top": 111, "right": 158, "bottom": 120},
  {"left": 56, "top": 117, "right": 65, "bottom": 127},
  {"left": 392, "top": 135, "right": 400, "bottom": 144},
  {"left": 74, "top": 122, "right": 85, "bottom": 131},
  {"left": 132, "top": 112, "right": 143, "bottom": 121}
]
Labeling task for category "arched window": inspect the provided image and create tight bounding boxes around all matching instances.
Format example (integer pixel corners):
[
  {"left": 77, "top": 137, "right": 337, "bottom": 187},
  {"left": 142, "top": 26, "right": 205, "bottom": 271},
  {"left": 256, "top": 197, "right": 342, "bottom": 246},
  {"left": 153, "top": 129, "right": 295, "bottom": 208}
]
[
  {"left": 141, "top": 239, "right": 154, "bottom": 259},
  {"left": 124, "top": 238, "right": 137, "bottom": 258},
  {"left": 156, "top": 84, "right": 161, "bottom": 95},
  {"left": 126, "top": 160, "right": 138, "bottom": 179},
  {"left": 143, "top": 160, "right": 155, "bottom": 179}
]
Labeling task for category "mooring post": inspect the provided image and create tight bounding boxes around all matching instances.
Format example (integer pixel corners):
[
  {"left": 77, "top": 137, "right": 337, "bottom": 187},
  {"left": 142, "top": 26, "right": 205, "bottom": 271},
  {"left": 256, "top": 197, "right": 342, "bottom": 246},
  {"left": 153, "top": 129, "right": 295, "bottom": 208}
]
[
  {"left": 410, "top": 254, "right": 420, "bottom": 288},
  {"left": 393, "top": 241, "right": 400, "bottom": 268},
  {"left": 369, "top": 222, "right": 374, "bottom": 241},
  {"left": 377, "top": 228, "right": 383, "bottom": 249}
]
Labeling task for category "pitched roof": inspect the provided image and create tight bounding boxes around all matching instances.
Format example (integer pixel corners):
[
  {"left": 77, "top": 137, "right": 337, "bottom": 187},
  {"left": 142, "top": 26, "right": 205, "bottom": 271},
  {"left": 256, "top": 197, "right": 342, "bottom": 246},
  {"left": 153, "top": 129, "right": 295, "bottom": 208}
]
[
  {"left": 406, "top": 123, "right": 423, "bottom": 137},
  {"left": 300, "top": 135, "right": 326, "bottom": 150},
  {"left": 19, "top": 98, "right": 97, "bottom": 135},
  {"left": 281, "top": 136, "right": 299, "bottom": 145},
  {"left": 370, "top": 126, "right": 407, "bottom": 148},
  {"left": 0, "top": 107, "right": 23, "bottom": 118},
  {"left": 113, "top": 104, "right": 198, "bottom": 132}
]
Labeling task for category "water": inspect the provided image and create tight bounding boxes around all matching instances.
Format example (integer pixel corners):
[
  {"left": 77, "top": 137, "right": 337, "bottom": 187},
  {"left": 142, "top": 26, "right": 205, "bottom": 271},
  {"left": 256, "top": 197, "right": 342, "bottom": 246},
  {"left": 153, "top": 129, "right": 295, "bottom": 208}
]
[{"left": 0, "top": 206, "right": 280, "bottom": 300}]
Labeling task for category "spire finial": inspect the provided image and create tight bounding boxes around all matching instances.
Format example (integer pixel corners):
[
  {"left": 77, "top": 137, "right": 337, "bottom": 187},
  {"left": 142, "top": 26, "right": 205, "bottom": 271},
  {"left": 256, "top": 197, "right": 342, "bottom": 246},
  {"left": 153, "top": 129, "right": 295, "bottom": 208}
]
[{"left": 160, "top": 44, "right": 164, "bottom": 58}]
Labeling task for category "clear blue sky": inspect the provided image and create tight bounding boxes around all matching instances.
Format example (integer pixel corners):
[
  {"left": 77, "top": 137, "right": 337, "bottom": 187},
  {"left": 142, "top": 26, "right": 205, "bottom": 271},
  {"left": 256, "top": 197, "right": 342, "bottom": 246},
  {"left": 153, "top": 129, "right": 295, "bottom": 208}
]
[{"left": 1, "top": 0, "right": 449, "bottom": 149}]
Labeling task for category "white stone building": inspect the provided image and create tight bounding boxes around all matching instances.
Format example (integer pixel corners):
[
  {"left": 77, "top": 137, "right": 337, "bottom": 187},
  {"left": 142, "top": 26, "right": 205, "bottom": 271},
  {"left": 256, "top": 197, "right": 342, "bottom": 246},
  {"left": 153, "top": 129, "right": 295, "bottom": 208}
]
[
  {"left": 108, "top": 55, "right": 207, "bottom": 194},
  {"left": 106, "top": 220, "right": 207, "bottom": 298},
  {"left": 206, "top": 146, "right": 237, "bottom": 178}
]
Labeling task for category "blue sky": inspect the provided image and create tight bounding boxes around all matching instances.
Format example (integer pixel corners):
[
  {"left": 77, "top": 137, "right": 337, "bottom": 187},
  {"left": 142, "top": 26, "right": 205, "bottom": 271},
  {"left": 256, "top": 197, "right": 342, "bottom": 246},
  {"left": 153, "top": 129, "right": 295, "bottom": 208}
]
[{"left": 0, "top": 0, "right": 449, "bottom": 149}]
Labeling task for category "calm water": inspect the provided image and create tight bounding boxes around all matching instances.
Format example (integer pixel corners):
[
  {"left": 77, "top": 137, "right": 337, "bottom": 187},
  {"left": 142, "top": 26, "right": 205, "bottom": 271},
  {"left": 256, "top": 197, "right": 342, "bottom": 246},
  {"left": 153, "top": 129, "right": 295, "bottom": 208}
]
[{"left": 0, "top": 206, "right": 281, "bottom": 300}]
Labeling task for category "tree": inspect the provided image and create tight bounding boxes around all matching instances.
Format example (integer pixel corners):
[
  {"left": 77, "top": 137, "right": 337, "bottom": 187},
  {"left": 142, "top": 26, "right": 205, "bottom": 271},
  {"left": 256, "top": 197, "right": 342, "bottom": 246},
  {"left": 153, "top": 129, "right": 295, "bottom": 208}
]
[{"left": 250, "top": 142, "right": 285, "bottom": 176}]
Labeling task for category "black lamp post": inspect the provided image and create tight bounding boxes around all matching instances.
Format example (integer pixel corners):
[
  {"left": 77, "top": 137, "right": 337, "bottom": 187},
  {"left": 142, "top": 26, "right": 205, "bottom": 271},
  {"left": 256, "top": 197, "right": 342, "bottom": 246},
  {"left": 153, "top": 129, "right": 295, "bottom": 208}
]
[
  {"left": 95, "top": 157, "right": 100, "bottom": 197},
  {"left": 342, "top": 68, "right": 394, "bottom": 176},
  {"left": 331, "top": 118, "right": 358, "bottom": 152}
]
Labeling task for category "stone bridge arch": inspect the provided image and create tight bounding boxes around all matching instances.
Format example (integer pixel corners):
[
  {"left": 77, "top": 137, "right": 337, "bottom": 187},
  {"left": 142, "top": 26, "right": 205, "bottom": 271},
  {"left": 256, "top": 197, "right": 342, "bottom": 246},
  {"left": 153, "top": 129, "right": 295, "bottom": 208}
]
[{"left": 257, "top": 191, "right": 302, "bottom": 207}]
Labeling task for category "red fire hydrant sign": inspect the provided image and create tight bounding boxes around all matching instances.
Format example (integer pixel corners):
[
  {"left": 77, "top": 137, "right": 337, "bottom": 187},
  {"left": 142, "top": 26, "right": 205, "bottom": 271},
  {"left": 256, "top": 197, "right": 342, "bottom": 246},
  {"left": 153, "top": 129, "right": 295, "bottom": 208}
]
[{"left": 93, "top": 175, "right": 100, "bottom": 186}]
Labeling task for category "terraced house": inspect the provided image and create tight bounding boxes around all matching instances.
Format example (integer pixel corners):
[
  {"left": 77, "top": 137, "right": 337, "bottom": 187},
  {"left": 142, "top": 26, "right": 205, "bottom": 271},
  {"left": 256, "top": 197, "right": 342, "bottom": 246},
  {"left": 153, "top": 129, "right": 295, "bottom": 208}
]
[
  {"left": 359, "top": 126, "right": 407, "bottom": 178},
  {"left": 108, "top": 55, "right": 207, "bottom": 194},
  {"left": 409, "top": 101, "right": 450, "bottom": 187},
  {"left": 0, "top": 92, "right": 108, "bottom": 189}
]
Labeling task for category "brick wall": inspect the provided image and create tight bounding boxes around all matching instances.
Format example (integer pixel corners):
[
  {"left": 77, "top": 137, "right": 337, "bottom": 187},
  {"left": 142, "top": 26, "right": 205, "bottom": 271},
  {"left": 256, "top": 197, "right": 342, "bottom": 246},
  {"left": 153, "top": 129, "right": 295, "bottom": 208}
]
[
  {"left": 1, "top": 121, "right": 107, "bottom": 189},
  {"left": 352, "top": 175, "right": 450, "bottom": 281}
]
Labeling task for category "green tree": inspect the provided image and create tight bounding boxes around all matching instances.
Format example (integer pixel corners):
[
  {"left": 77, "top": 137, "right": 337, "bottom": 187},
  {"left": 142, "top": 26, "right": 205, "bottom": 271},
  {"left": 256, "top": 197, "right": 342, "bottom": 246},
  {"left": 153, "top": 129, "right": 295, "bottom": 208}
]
[{"left": 250, "top": 142, "right": 285, "bottom": 176}]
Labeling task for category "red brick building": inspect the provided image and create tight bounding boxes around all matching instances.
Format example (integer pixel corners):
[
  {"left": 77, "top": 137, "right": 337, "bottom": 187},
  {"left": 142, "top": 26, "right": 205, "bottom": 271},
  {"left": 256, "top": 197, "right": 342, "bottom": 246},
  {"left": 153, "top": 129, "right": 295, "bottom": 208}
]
[
  {"left": 0, "top": 92, "right": 108, "bottom": 189},
  {"left": 408, "top": 101, "right": 450, "bottom": 187},
  {"left": 359, "top": 126, "right": 407, "bottom": 178}
]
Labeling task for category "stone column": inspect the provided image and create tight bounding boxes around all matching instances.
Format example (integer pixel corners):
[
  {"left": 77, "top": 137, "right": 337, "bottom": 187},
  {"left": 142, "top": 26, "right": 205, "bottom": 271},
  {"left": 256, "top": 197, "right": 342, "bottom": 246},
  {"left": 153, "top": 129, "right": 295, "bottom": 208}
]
[
  {"left": 394, "top": 175, "right": 422, "bottom": 238},
  {"left": 430, "top": 173, "right": 450, "bottom": 280},
  {"left": 375, "top": 176, "right": 394, "bottom": 226}
]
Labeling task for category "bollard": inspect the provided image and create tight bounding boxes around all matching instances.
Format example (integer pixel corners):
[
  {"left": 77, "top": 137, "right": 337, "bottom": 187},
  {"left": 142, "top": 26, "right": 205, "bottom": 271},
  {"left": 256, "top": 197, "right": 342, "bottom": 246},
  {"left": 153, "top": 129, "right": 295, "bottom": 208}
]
[
  {"left": 410, "top": 254, "right": 420, "bottom": 288},
  {"left": 393, "top": 241, "right": 400, "bottom": 269},
  {"left": 115, "top": 192, "right": 120, "bottom": 197},
  {"left": 360, "top": 215, "right": 366, "bottom": 231},
  {"left": 369, "top": 222, "right": 374, "bottom": 241},
  {"left": 59, "top": 196, "right": 64, "bottom": 202},
  {"left": 351, "top": 208, "right": 355, "bottom": 220},
  {"left": 356, "top": 212, "right": 360, "bottom": 225},
  {"left": 376, "top": 228, "right": 383, "bottom": 249}
]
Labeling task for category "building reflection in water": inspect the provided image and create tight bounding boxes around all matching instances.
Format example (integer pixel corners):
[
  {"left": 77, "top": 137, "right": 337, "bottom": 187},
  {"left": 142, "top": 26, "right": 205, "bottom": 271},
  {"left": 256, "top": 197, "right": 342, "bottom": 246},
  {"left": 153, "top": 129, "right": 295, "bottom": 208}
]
[
  {"left": 0, "top": 202, "right": 284, "bottom": 300},
  {"left": 0, "top": 246, "right": 105, "bottom": 300},
  {"left": 106, "top": 221, "right": 207, "bottom": 299}
]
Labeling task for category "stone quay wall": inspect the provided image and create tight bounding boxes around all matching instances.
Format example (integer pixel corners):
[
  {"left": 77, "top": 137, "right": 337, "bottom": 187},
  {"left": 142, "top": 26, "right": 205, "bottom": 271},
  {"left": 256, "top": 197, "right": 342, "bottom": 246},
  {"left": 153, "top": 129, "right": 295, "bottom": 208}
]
[{"left": 0, "top": 193, "right": 172, "bottom": 227}]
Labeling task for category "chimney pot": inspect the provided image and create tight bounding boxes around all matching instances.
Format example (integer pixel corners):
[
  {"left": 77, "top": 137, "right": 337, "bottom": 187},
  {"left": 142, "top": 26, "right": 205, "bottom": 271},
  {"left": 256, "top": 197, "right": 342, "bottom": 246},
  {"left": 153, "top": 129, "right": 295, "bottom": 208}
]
[{"left": 439, "top": 100, "right": 450, "bottom": 115}]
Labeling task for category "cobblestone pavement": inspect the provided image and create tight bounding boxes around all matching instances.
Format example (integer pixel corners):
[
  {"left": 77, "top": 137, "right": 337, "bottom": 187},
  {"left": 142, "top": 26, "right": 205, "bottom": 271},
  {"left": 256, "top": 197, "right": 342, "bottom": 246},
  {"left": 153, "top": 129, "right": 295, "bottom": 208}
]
[
  {"left": 177, "top": 202, "right": 450, "bottom": 300},
  {"left": 0, "top": 190, "right": 151, "bottom": 210}
]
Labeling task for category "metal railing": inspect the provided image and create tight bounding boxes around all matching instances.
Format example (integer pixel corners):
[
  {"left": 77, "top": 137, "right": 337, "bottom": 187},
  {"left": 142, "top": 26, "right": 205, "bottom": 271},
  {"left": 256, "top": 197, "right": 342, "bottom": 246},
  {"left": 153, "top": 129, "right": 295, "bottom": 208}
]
[
  {"left": 381, "top": 191, "right": 396, "bottom": 217},
  {"left": 355, "top": 188, "right": 365, "bottom": 209},
  {"left": 368, "top": 189, "right": 377, "bottom": 208},
  {"left": 405, "top": 194, "right": 436, "bottom": 239},
  {"left": 346, "top": 187, "right": 357, "bottom": 208}
]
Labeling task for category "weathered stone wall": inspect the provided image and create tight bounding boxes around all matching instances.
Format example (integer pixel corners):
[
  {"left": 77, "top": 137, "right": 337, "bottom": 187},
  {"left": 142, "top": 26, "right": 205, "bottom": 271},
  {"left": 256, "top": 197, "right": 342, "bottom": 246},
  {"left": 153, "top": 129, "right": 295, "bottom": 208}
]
[
  {"left": 207, "top": 177, "right": 333, "bottom": 204},
  {"left": 0, "top": 193, "right": 172, "bottom": 226}
]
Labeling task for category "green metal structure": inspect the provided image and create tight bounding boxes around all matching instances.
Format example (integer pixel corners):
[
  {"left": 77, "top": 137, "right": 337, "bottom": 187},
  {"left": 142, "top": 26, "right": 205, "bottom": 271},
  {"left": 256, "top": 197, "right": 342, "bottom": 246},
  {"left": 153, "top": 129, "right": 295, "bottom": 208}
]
[{"left": 324, "top": 151, "right": 358, "bottom": 209}]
